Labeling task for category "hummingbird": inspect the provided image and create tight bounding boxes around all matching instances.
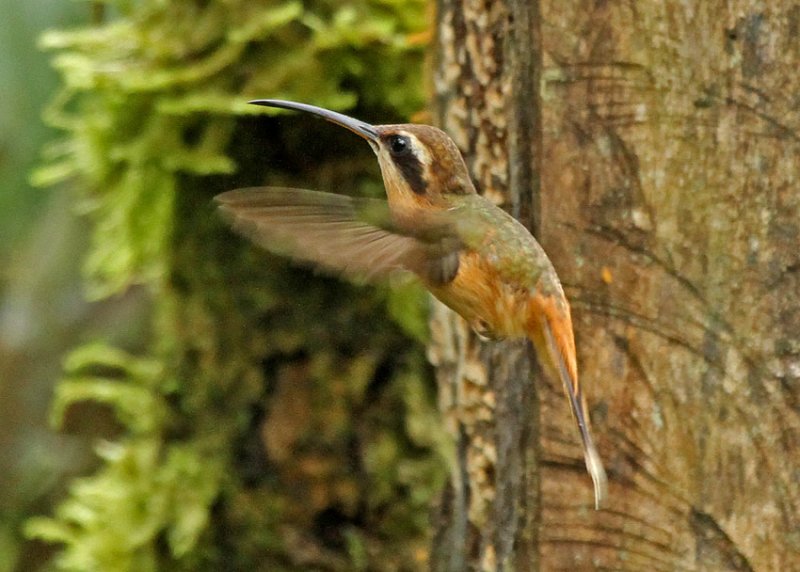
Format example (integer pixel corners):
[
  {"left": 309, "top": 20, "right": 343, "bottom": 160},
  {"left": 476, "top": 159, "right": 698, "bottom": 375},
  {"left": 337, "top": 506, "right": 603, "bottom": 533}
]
[{"left": 215, "top": 99, "right": 608, "bottom": 509}]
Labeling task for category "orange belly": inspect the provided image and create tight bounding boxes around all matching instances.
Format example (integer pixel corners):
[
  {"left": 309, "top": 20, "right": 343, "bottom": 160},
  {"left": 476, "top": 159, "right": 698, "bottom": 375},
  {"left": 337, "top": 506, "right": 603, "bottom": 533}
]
[
  {"left": 427, "top": 251, "right": 531, "bottom": 338},
  {"left": 427, "top": 249, "right": 578, "bottom": 383}
]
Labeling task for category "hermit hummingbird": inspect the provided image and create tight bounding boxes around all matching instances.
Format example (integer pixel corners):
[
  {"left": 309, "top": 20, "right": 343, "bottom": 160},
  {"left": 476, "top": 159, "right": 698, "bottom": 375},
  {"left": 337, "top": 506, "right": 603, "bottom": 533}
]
[{"left": 215, "top": 100, "right": 608, "bottom": 508}]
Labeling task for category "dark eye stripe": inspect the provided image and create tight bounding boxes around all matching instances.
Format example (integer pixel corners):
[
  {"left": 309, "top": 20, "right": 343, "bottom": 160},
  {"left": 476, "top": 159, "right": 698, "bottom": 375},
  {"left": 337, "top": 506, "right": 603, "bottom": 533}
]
[{"left": 393, "top": 152, "right": 427, "bottom": 195}]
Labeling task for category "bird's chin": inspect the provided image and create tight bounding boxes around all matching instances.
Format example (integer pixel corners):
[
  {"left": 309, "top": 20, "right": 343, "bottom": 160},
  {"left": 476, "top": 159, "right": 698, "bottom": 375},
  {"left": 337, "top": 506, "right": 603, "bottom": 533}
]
[{"left": 367, "top": 140, "right": 380, "bottom": 154}]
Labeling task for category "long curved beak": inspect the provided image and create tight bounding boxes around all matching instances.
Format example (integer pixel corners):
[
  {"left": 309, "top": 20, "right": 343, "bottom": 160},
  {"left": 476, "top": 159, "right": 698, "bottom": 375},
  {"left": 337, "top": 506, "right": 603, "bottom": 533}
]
[{"left": 250, "top": 99, "right": 379, "bottom": 143}]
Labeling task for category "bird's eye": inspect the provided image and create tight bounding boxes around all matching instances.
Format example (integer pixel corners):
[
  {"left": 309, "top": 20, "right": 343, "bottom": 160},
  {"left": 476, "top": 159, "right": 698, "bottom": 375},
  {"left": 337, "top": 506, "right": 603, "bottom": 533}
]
[{"left": 388, "top": 135, "right": 411, "bottom": 157}]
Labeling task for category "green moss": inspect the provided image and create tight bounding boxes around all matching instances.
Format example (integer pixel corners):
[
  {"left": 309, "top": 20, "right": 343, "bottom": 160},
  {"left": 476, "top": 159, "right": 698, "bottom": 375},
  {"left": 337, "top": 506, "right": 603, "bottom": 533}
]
[
  {"left": 34, "top": 0, "right": 428, "bottom": 299},
  {"left": 30, "top": 1, "right": 449, "bottom": 570},
  {"left": 26, "top": 345, "right": 223, "bottom": 571}
]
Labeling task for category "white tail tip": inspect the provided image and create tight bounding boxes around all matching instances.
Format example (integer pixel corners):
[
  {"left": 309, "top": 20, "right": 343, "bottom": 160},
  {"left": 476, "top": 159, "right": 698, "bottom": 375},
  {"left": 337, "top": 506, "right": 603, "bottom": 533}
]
[{"left": 586, "top": 442, "right": 608, "bottom": 510}]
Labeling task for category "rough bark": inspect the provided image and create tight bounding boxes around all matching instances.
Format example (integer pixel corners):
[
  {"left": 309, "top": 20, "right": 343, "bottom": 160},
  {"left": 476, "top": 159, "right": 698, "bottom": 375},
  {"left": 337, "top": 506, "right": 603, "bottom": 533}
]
[
  {"left": 430, "top": 0, "right": 544, "bottom": 569},
  {"left": 431, "top": 1, "right": 800, "bottom": 570}
]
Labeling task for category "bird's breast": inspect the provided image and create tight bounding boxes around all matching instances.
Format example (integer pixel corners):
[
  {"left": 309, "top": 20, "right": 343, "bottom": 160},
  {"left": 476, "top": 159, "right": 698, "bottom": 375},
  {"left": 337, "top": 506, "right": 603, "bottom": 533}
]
[{"left": 427, "top": 250, "right": 532, "bottom": 338}]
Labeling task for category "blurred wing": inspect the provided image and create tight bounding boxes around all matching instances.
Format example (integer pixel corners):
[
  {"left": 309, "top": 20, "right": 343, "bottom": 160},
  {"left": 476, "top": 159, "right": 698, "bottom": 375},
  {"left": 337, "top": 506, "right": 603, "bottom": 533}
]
[{"left": 215, "top": 187, "right": 462, "bottom": 284}]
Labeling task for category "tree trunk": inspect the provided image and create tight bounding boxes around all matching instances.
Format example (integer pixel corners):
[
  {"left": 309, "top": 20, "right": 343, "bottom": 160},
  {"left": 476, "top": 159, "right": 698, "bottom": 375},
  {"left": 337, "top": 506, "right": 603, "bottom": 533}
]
[
  {"left": 430, "top": 1, "right": 800, "bottom": 570},
  {"left": 429, "top": 0, "right": 544, "bottom": 570}
]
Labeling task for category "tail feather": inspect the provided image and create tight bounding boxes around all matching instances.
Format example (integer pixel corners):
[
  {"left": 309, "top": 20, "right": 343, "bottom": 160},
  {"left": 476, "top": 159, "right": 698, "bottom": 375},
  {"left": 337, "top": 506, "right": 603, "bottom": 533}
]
[{"left": 537, "top": 303, "right": 608, "bottom": 509}]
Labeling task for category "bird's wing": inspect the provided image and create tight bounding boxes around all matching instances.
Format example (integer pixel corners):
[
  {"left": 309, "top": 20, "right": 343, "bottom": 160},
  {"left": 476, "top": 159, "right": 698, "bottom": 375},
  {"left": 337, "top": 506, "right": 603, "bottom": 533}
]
[
  {"left": 215, "top": 187, "right": 462, "bottom": 284},
  {"left": 532, "top": 292, "right": 609, "bottom": 509}
]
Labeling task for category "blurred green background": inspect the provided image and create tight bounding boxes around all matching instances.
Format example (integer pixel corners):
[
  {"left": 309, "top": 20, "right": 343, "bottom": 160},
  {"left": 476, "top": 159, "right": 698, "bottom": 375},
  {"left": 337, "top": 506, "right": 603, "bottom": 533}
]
[
  {"left": 0, "top": 2, "right": 77, "bottom": 245},
  {"left": 0, "top": 2, "right": 153, "bottom": 569},
  {"left": 0, "top": 2, "right": 440, "bottom": 570}
]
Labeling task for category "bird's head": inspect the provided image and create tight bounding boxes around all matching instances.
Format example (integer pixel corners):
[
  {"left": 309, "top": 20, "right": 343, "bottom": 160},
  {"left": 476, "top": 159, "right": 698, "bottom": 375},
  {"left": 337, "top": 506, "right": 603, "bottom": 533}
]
[{"left": 250, "top": 99, "right": 476, "bottom": 209}]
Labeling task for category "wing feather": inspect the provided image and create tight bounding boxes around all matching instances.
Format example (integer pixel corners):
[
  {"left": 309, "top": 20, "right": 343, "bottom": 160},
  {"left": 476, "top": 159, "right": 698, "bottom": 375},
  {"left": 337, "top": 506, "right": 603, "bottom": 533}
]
[{"left": 215, "top": 187, "right": 462, "bottom": 284}]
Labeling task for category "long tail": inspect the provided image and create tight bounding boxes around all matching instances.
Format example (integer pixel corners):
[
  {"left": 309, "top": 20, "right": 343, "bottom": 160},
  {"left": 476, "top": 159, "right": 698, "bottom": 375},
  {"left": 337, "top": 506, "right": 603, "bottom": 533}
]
[{"left": 532, "top": 295, "right": 608, "bottom": 509}]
